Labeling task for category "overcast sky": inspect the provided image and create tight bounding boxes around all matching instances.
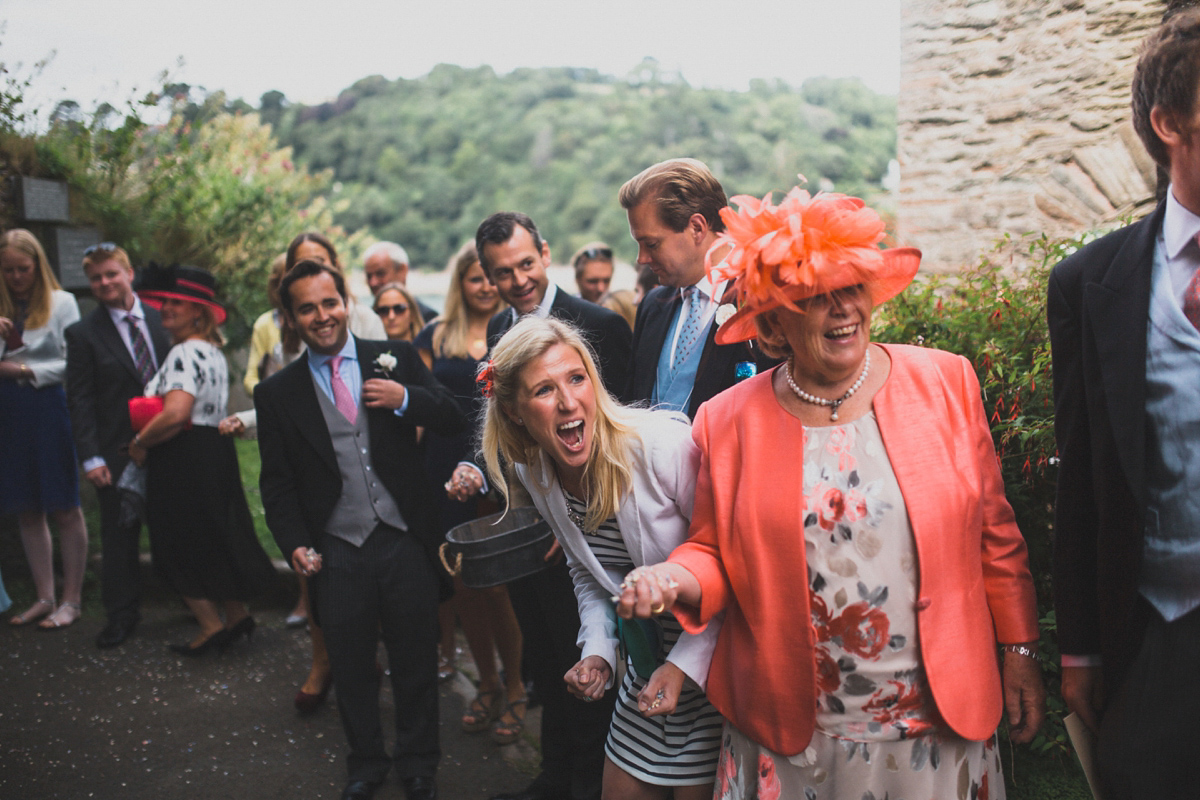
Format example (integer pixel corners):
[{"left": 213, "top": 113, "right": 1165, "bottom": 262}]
[{"left": 3, "top": 0, "right": 901, "bottom": 119}]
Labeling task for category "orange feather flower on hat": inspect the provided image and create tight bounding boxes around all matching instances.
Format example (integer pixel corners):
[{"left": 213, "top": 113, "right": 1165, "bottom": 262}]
[{"left": 707, "top": 182, "right": 920, "bottom": 346}]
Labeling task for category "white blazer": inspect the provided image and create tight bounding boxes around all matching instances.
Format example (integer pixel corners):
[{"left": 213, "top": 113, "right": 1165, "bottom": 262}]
[{"left": 514, "top": 412, "right": 721, "bottom": 690}]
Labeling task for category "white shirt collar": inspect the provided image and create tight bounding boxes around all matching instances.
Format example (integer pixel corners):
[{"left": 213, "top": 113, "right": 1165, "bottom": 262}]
[
  {"left": 107, "top": 295, "right": 147, "bottom": 326},
  {"left": 1162, "top": 185, "right": 1200, "bottom": 261},
  {"left": 513, "top": 280, "right": 558, "bottom": 323},
  {"left": 309, "top": 332, "right": 358, "bottom": 370}
]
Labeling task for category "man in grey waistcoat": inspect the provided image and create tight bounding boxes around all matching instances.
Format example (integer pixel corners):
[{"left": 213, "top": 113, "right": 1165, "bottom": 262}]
[{"left": 255, "top": 260, "right": 464, "bottom": 800}]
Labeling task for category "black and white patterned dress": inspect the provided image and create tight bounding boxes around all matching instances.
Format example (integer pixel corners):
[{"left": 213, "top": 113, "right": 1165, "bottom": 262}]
[
  {"left": 565, "top": 492, "right": 723, "bottom": 786},
  {"left": 143, "top": 339, "right": 274, "bottom": 600}
]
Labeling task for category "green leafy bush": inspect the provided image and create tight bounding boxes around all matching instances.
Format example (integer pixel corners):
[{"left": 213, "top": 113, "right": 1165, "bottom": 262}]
[
  {"left": 3, "top": 84, "right": 367, "bottom": 347},
  {"left": 873, "top": 230, "right": 1105, "bottom": 770}
]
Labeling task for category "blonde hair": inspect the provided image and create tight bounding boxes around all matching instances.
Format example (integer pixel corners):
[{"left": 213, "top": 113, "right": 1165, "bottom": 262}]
[
  {"left": 434, "top": 241, "right": 492, "bottom": 357},
  {"left": 0, "top": 229, "right": 62, "bottom": 330},
  {"left": 600, "top": 289, "right": 636, "bottom": 331},
  {"left": 374, "top": 282, "right": 425, "bottom": 341},
  {"left": 81, "top": 243, "right": 133, "bottom": 275},
  {"left": 482, "top": 317, "right": 659, "bottom": 530},
  {"left": 193, "top": 303, "right": 225, "bottom": 347}
]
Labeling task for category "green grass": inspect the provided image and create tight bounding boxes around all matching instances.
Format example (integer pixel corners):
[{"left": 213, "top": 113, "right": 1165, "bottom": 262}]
[{"left": 234, "top": 437, "right": 282, "bottom": 561}]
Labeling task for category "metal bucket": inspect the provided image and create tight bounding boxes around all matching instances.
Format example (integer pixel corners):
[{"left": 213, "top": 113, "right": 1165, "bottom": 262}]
[{"left": 440, "top": 506, "right": 553, "bottom": 589}]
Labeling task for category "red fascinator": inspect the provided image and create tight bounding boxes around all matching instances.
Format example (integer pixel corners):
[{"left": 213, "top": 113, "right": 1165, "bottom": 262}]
[{"left": 708, "top": 184, "right": 921, "bottom": 345}]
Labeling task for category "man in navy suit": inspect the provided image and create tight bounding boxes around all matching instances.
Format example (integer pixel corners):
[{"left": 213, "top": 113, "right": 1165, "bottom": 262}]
[
  {"left": 618, "top": 158, "right": 774, "bottom": 417},
  {"left": 66, "top": 243, "right": 169, "bottom": 648},
  {"left": 1049, "top": 10, "right": 1200, "bottom": 797},
  {"left": 465, "top": 212, "right": 628, "bottom": 800},
  {"left": 481, "top": 213, "right": 631, "bottom": 393},
  {"left": 255, "top": 261, "right": 462, "bottom": 800}
]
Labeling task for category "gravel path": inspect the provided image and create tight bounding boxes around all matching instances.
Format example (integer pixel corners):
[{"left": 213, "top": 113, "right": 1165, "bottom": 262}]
[{"left": 0, "top": 597, "right": 539, "bottom": 800}]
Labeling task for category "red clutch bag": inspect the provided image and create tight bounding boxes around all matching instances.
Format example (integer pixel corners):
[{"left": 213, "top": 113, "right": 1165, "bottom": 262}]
[{"left": 128, "top": 396, "right": 163, "bottom": 433}]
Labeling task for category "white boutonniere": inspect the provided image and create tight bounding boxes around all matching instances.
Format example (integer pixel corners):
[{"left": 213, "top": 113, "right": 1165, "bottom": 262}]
[
  {"left": 374, "top": 351, "right": 398, "bottom": 377},
  {"left": 715, "top": 303, "right": 737, "bottom": 328}
]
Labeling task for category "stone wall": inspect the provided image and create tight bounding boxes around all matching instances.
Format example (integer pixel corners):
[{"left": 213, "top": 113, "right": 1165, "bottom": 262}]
[{"left": 898, "top": 0, "right": 1163, "bottom": 273}]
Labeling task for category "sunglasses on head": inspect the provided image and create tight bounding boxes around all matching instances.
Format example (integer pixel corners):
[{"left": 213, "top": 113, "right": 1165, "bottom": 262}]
[
  {"left": 579, "top": 247, "right": 612, "bottom": 263},
  {"left": 84, "top": 242, "right": 118, "bottom": 257},
  {"left": 375, "top": 303, "right": 409, "bottom": 317}
]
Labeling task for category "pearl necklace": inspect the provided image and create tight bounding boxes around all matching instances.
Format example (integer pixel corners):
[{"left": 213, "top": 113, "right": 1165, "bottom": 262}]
[{"left": 785, "top": 349, "right": 871, "bottom": 421}]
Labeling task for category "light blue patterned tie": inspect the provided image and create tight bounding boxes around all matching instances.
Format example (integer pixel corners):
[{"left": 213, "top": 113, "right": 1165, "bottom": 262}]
[{"left": 672, "top": 285, "right": 705, "bottom": 373}]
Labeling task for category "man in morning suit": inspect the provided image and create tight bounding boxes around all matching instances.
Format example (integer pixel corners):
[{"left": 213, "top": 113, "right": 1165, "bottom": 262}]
[
  {"left": 65, "top": 243, "right": 169, "bottom": 649},
  {"left": 465, "top": 212, "right": 629, "bottom": 800},
  {"left": 1049, "top": 10, "right": 1200, "bottom": 797},
  {"left": 255, "top": 260, "right": 463, "bottom": 800},
  {"left": 618, "top": 158, "right": 774, "bottom": 417}
]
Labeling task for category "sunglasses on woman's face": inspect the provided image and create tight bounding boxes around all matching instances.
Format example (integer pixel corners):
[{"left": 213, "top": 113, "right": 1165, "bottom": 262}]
[{"left": 375, "top": 303, "right": 409, "bottom": 317}]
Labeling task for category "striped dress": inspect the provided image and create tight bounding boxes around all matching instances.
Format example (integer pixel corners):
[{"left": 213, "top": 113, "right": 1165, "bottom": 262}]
[{"left": 565, "top": 492, "right": 723, "bottom": 786}]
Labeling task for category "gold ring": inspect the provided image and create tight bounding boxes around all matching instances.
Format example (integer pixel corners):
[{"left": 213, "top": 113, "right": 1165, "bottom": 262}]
[{"left": 651, "top": 602, "right": 665, "bottom": 614}]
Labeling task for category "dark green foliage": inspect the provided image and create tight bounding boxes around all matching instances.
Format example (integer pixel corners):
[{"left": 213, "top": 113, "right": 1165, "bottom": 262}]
[
  {"left": 265, "top": 66, "right": 897, "bottom": 267},
  {"left": 874, "top": 231, "right": 1109, "bottom": 792}
]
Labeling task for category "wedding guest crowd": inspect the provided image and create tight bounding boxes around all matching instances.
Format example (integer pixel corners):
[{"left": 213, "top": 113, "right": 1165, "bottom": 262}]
[{"left": 28, "top": 21, "right": 1200, "bottom": 788}]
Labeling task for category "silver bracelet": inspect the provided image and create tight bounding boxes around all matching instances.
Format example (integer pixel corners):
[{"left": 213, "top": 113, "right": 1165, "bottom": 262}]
[{"left": 1002, "top": 643, "right": 1040, "bottom": 662}]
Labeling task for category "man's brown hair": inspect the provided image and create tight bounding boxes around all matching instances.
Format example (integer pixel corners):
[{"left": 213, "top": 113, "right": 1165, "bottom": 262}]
[
  {"left": 1133, "top": 7, "right": 1200, "bottom": 167},
  {"left": 618, "top": 158, "right": 727, "bottom": 233}
]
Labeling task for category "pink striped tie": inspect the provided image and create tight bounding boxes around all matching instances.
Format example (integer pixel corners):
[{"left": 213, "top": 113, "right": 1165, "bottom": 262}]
[{"left": 329, "top": 355, "right": 357, "bottom": 424}]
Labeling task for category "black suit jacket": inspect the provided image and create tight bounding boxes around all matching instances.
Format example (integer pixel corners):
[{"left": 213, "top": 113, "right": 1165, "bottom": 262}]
[
  {"left": 255, "top": 337, "right": 465, "bottom": 565},
  {"left": 65, "top": 304, "right": 170, "bottom": 475},
  {"left": 1048, "top": 201, "right": 1163, "bottom": 699},
  {"left": 486, "top": 289, "right": 633, "bottom": 397},
  {"left": 622, "top": 284, "right": 777, "bottom": 419}
]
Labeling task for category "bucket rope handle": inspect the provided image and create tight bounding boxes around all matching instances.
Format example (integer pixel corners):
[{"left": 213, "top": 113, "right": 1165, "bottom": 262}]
[{"left": 438, "top": 542, "right": 462, "bottom": 576}]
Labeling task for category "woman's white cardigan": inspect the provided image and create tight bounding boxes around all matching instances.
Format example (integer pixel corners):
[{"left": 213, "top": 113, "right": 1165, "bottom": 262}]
[{"left": 513, "top": 413, "right": 721, "bottom": 690}]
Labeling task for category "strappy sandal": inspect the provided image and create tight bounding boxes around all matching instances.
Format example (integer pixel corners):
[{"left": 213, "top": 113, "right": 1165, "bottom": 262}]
[
  {"left": 9, "top": 598, "right": 55, "bottom": 627},
  {"left": 490, "top": 696, "right": 528, "bottom": 745},
  {"left": 461, "top": 688, "right": 502, "bottom": 733},
  {"left": 39, "top": 602, "right": 82, "bottom": 631}
]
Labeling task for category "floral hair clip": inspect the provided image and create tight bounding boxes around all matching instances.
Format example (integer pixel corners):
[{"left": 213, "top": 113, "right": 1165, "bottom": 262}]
[{"left": 476, "top": 360, "right": 496, "bottom": 398}]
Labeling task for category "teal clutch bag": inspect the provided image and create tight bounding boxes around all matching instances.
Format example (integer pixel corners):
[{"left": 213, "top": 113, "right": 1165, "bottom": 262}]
[{"left": 617, "top": 616, "right": 662, "bottom": 678}]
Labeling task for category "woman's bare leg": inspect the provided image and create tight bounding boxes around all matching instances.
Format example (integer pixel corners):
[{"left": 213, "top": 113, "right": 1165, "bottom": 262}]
[
  {"left": 488, "top": 585, "right": 525, "bottom": 705},
  {"left": 302, "top": 620, "right": 332, "bottom": 694},
  {"left": 181, "top": 597, "right": 225, "bottom": 646},
  {"left": 49, "top": 507, "right": 87, "bottom": 606},
  {"left": 14, "top": 511, "right": 55, "bottom": 618},
  {"left": 601, "top": 757, "right": 671, "bottom": 800}
]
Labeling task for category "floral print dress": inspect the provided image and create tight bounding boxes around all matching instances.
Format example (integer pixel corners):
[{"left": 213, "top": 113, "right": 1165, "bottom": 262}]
[{"left": 715, "top": 412, "right": 1004, "bottom": 800}]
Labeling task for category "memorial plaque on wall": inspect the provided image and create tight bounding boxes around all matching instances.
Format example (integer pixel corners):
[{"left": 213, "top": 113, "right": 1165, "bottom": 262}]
[
  {"left": 52, "top": 227, "right": 100, "bottom": 291},
  {"left": 17, "top": 176, "right": 70, "bottom": 223}
]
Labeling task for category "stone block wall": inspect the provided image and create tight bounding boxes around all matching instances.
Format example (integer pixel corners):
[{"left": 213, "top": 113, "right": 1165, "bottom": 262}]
[{"left": 898, "top": 0, "right": 1163, "bottom": 273}]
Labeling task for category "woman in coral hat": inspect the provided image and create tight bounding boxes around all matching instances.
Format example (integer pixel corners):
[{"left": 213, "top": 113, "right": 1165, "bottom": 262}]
[{"left": 617, "top": 185, "right": 1044, "bottom": 799}]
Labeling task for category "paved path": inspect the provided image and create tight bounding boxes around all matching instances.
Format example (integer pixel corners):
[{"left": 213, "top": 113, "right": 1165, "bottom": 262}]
[{"left": 0, "top": 593, "right": 539, "bottom": 800}]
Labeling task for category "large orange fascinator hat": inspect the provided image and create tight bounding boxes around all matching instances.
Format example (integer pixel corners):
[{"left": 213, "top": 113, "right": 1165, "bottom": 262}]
[{"left": 709, "top": 182, "right": 921, "bottom": 345}]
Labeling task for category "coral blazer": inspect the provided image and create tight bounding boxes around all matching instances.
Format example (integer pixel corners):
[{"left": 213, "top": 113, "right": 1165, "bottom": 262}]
[{"left": 671, "top": 343, "right": 1039, "bottom": 756}]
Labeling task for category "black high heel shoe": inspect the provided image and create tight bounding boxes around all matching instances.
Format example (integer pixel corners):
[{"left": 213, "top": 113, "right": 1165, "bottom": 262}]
[
  {"left": 169, "top": 629, "right": 226, "bottom": 657},
  {"left": 217, "top": 616, "right": 255, "bottom": 653}
]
